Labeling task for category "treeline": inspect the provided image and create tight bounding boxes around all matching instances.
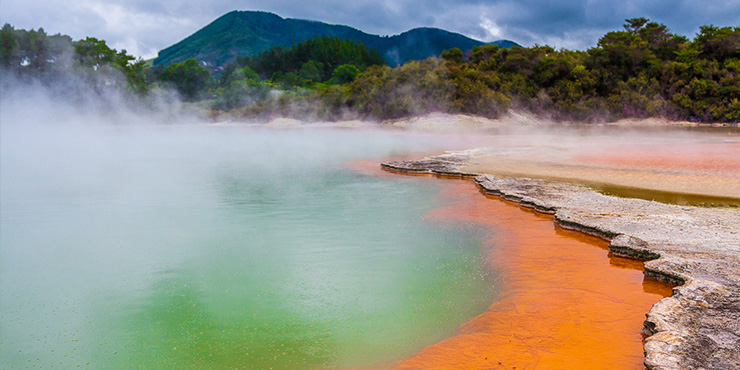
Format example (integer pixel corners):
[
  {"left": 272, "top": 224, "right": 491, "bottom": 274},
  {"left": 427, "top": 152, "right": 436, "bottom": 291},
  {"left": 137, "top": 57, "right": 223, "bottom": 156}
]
[
  {"left": 203, "top": 36, "right": 386, "bottom": 110},
  {"left": 237, "top": 36, "right": 385, "bottom": 86},
  {"left": 258, "top": 18, "right": 740, "bottom": 123},
  {"left": 219, "top": 18, "right": 740, "bottom": 123},
  {"left": 0, "top": 23, "right": 215, "bottom": 106},
  {"left": 435, "top": 18, "right": 740, "bottom": 122},
  {"left": 0, "top": 25, "right": 385, "bottom": 111},
  {"left": 143, "top": 36, "right": 386, "bottom": 107},
  {"left": 2, "top": 20, "right": 739, "bottom": 123},
  {"left": 0, "top": 24, "right": 148, "bottom": 94}
]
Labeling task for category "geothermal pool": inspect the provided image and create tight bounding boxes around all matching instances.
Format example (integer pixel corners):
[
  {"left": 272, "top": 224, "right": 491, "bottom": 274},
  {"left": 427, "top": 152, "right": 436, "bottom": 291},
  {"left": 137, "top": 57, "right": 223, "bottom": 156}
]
[
  {"left": 3, "top": 118, "right": 706, "bottom": 369},
  {"left": 0, "top": 125, "right": 496, "bottom": 369}
]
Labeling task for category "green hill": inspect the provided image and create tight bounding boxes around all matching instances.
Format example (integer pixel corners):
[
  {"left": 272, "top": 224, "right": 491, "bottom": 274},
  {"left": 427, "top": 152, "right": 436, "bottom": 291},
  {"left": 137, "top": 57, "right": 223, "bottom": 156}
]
[{"left": 154, "top": 11, "right": 519, "bottom": 68}]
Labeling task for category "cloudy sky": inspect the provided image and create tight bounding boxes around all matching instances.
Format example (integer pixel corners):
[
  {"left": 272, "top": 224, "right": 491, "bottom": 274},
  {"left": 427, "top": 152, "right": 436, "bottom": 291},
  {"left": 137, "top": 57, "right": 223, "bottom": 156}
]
[{"left": 2, "top": 0, "right": 739, "bottom": 59}]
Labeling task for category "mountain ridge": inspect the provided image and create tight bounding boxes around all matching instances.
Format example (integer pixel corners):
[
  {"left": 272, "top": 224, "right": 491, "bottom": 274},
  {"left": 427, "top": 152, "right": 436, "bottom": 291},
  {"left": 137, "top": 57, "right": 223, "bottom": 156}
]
[{"left": 154, "top": 10, "right": 519, "bottom": 67}]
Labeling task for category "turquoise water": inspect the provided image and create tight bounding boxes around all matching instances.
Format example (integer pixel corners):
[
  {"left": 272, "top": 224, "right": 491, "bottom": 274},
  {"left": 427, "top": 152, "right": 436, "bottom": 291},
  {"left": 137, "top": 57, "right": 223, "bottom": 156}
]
[{"left": 0, "top": 124, "right": 496, "bottom": 369}]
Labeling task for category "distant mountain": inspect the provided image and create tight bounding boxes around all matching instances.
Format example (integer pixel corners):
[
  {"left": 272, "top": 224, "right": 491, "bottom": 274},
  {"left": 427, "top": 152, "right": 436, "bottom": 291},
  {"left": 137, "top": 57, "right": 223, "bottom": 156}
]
[{"left": 154, "top": 11, "right": 519, "bottom": 68}]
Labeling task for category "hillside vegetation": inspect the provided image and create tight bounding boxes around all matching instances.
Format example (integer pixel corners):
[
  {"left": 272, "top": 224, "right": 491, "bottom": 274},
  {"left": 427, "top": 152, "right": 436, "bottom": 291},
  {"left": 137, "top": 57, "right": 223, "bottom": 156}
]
[
  {"left": 153, "top": 10, "right": 518, "bottom": 67},
  {"left": 216, "top": 19, "right": 739, "bottom": 123},
  {"left": 201, "top": 36, "right": 386, "bottom": 109},
  {"left": 238, "top": 37, "right": 385, "bottom": 86},
  {"left": 1, "top": 18, "right": 738, "bottom": 123}
]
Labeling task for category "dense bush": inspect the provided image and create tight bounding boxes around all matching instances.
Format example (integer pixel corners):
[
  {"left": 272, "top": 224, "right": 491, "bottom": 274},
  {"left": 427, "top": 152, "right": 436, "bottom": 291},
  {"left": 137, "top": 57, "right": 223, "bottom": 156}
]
[
  {"left": 234, "top": 36, "right": 385, "bottom": 87},
  {"left": 153, "top": 58, "right": 211, "bottom": 101},
  {"left": 3, "top": 19, "right": 738, "bottom": 123},
  {"left": 225, "top": 18, "right": 739, "bottom": 123}
]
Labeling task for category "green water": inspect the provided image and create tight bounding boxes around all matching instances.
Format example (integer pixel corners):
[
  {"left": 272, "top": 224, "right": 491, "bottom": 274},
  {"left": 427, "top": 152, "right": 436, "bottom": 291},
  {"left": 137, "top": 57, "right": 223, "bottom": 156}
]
[{"left": 0, "top": 124, "right": 495, "bottom": 369}]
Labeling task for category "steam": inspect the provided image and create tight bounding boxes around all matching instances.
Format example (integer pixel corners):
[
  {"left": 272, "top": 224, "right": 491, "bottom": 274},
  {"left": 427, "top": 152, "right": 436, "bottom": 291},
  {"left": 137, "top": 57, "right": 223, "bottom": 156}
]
[
  {"left": 479, "top": 17, "right": 502, "bottom": 39},
  {"left": 0, "top": 71, "right": 197, "bottom": 130},
  {"left": 1, "top": 63, "right": 736, "bottom": 370}
]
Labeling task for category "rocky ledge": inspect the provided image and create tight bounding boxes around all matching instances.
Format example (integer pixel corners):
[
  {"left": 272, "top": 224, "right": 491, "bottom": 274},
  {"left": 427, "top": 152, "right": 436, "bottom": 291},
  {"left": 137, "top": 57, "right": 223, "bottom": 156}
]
[{"left": 382, "top": 155, "right": 740, "bottom": 370}]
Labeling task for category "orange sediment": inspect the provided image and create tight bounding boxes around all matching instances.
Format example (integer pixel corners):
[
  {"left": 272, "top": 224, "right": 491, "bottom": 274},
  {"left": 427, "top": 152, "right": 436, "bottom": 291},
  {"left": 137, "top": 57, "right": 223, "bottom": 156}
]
[
  {"left": 348, "top": 160, "right": 673, "bottom": 370},
  {"left": 569, "top": 142, "right": 740, "bottom": 173},
  {"left": 397, "top": 179, "right": 672, "bottom": 369},
  {"left": 464, "top": 139, "right": 740, "bottom": 202}
]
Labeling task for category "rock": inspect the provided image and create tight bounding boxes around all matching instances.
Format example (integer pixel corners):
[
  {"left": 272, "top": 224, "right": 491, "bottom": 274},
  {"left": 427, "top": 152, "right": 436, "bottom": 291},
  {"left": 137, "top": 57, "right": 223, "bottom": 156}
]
[
  {"left": 382, "top": 156, "right": 740, "bottom": 370},
  {"left": 382, "top": 153, "right": 478, "bottom": 177}
]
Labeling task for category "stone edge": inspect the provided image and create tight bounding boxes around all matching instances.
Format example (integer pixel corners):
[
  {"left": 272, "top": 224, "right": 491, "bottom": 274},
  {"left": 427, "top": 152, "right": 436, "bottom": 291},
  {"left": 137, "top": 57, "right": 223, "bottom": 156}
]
[{"left": 380, "top": 158, "right": 722, "bottom": 370}]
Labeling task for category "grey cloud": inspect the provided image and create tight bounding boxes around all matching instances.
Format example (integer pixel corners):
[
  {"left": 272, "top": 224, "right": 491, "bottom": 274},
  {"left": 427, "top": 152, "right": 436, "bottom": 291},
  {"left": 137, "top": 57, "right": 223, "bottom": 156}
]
[{"left": 1, "top": 0, "right": 738, "bottom": 59}]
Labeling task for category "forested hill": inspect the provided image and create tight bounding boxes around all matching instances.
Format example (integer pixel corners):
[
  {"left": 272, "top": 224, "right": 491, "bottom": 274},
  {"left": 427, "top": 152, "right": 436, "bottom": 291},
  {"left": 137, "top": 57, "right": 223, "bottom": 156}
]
[{"left": 153, "top": 10, "right": 519, "bottom": 68}]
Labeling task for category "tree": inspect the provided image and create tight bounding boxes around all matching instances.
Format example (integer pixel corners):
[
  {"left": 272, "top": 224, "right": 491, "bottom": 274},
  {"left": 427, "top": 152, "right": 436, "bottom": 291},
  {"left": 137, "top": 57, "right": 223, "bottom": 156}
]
[
  {"left": 0, "top": 24, "right": 18, "bottom": 69},
  {"left": 441, "top": 48, "right": 463, "bottom": 63},
  {"left": 637, "top": 22, "right": 687, "bottom": 60},
  {"left": 242, "top": 36, "right": 385, "bottom": 84},
  {"left": 73, "top": 37, "right": 146, "bottom": 93},
  {"left": 695, "top": 25, "right": 740, "bottom": 61},
  {"left": 298, "top": 60, "right": 323, "bottom": 85},
  {"left": 21, "top": 28, "right": 51, "bottom": 73},
  {"left": 330, "top": 64, "right": 360, "bottom": 84},
  {"left": 623, "top": 18, "right": 649, "bottom": 33},
  {"left": 157, "top": 58, "right": 211, "bottom": 101},
  {"left": 74, "top": 37, "right": 116, "bottom": 69}
]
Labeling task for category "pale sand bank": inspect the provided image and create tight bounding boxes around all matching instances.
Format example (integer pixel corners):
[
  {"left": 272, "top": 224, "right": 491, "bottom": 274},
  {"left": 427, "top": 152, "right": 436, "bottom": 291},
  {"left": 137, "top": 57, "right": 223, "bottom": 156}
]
[
  {"left": 384, "top": 112, "right": 740, "bottom": 203},
  {"left": 464, "top": 154, "right": 740, "bottom": 202}
]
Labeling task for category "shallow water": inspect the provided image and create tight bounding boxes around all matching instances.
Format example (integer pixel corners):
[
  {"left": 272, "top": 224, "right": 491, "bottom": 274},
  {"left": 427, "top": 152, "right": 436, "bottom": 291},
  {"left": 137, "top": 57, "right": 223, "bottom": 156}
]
[
  {"left": 392, "top": 176, "right": 673, "bottom": 369},
  {"left": 0, "top": 124, "right": 495, "bottom": 369}
]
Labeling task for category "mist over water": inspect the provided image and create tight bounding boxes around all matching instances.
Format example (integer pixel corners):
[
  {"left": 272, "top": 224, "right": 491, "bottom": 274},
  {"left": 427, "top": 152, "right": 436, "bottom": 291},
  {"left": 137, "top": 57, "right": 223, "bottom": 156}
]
[
  {"left": 0, "top": 99, "right": 496, "bottom": 369},
  {"left": 7, "top": 76, "right": 733, "bottom": 369}
]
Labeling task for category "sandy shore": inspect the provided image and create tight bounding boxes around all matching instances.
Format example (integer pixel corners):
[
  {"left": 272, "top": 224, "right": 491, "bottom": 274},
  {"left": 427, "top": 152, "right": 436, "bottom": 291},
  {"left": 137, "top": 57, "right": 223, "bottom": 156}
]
[
  {"left": 462, "top": 140, "right": 740, "bottom": 204},
  {"left": 382, "top": 112, "right": 740, "bottom": 204}
]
